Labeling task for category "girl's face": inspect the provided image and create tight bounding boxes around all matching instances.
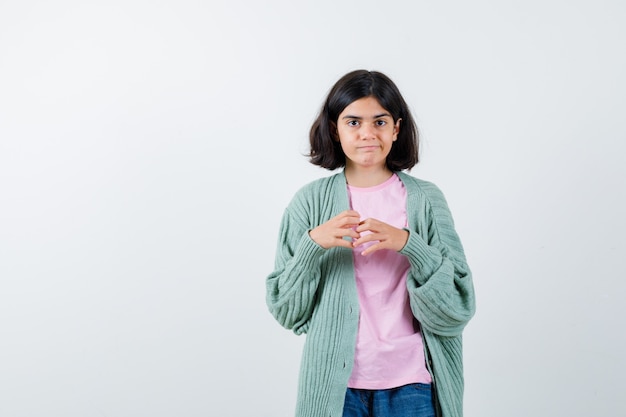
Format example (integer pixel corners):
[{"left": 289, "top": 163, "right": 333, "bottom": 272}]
[{"left": 336, "top": 96, "right": 401, "bottom": 172}]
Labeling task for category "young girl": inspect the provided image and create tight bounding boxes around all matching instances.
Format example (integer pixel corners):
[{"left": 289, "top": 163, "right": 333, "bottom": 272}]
[{"left": 266, "top": 70, "right": 475, "bottom": 417}]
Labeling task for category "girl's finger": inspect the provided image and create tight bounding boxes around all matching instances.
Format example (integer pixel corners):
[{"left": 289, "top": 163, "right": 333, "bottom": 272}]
[
  {"left": 340, "top": 229, "right": 360, "bottom": 240},
  {"left": 353, "top": 233, "right": 383, "bottom": 247}
]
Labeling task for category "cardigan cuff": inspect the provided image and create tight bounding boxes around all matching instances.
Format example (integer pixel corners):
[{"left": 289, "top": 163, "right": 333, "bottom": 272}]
[
  {"left": 292, "top": 231, "right": 326, "bottom": 271},
  {"left": 400, "top": 229, "right": 443, "bottom": 286}
]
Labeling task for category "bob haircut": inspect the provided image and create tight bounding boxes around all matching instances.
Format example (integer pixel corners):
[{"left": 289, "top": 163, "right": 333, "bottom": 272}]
[{"left": 309, "top": 70, "right": 419, "bottom": 171}]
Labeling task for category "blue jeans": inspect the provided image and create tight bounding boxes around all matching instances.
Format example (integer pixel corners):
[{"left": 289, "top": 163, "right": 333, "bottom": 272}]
[{"left": 342, "top": 384, "right": 436, "bottom": 417}]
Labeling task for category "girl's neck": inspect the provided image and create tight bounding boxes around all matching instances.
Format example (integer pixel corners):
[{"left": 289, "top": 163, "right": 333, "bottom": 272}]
[{"left": 344, "top": 165, "right": 394, "bottom": 188}]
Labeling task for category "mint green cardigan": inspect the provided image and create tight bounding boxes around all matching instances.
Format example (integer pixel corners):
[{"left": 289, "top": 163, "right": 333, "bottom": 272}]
[{"left": 266, "top": 171, "right": 476, "bottom": 417}]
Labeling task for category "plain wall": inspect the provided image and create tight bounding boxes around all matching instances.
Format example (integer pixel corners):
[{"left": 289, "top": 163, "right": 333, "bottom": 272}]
[{"left": 1, "top": 1, "right": 625, "bottom": 416}]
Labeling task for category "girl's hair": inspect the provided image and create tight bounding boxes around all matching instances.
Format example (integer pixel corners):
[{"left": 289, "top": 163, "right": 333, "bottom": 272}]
[{"left": 309, "top": 70, "right": 419, "bottom": 171}]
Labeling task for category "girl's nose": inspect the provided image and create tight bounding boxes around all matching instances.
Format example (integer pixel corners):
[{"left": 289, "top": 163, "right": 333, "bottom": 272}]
[{"left": 359, "top": 124, "right": 376, "bottom": 139}]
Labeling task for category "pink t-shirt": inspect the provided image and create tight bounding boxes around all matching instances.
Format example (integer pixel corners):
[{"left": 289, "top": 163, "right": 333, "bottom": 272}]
[{"left": 347, "top": 174, "right": 432, "bottom": 389}]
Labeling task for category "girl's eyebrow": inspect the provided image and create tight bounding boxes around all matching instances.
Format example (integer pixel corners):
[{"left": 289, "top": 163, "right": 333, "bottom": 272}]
[{"left": 341, "top": 113, "right": 392, "bottom": 120}]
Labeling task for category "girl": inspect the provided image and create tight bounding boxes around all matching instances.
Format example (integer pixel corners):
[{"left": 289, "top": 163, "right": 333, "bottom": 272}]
[{"left": 266, "top": 70, "right": 475, "bottom": 417}]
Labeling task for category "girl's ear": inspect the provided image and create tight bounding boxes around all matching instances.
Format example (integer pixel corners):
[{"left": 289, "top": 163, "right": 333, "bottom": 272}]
[{"left": 393, "top": 118, "right": 402, "bottom": 141}]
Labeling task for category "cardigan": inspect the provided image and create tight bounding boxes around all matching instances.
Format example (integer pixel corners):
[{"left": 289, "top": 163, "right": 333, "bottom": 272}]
[{"left": 266, "top": 171, "right": 476, "bottom": 417}]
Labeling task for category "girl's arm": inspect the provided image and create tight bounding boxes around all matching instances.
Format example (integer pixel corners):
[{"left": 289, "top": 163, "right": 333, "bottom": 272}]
[
  {"left": 265, "top": 209, "right": 326, "bottom": 335},
  {"left": 400, "top": 186, "right": 476, "bottom": 337},
  {"left": 266, "top": 205, "right": 360, "bottom": 334}
]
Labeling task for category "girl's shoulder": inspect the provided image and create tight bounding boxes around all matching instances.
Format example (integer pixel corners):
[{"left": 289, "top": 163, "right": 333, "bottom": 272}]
[
  {"left": 285, "top": 172, "right": 345, "bottom": 213},
  {"left": 396, "top": 171, "right": 447, "bottom": 201},
  {"left": 292, "top": 172, "right": 344, "bottom": 199}
]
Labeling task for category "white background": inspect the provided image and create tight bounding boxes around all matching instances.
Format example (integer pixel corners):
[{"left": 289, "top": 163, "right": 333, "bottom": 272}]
[{"left": 1, "top": 1, "right": 625, "bottom": 416}]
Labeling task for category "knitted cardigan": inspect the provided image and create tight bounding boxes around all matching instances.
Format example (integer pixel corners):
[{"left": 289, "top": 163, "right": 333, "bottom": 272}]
[{"left": 266, "top": 171, "right": 476, "bottom": 417}]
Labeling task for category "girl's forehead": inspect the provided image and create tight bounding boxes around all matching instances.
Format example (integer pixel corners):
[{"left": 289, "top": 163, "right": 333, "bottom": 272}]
[{"left": 340, "top": 96, "right": 390, "bottom": 117}]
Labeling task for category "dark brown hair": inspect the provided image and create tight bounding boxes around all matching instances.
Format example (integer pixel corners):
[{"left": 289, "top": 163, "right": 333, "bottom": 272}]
[{"left": 309, "top": 70, "right": 419, "bottom": 171}]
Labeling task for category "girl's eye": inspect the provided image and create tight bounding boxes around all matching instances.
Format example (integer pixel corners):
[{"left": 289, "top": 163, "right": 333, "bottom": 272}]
[
  {"left": 375, "top": 120, "right": 387, "bottom": 126},
  {"left": 347, "top": 120, "right": 359, "bottom": 127}
]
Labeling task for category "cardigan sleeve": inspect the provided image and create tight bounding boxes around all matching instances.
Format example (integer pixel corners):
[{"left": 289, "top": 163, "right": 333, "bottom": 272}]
[
  {"left": 400, "top": 183, "right": 476, "bottom": 337},
  {"left": 265, "top": 205, "right": 326, "bottom": 335}
]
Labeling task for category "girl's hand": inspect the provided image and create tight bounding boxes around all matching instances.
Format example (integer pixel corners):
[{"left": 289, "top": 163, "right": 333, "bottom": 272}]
[
  {"left": 309, "top": 210, "right": 362, "bottom": 249},
  {"left": 353, "top": 218, "right": 409, "bottom": 256}
]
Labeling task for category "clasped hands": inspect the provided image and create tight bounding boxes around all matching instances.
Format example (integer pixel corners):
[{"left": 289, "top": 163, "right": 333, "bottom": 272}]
[{"left": 308, "top": 210, "right": 409, "bottom": 256}]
